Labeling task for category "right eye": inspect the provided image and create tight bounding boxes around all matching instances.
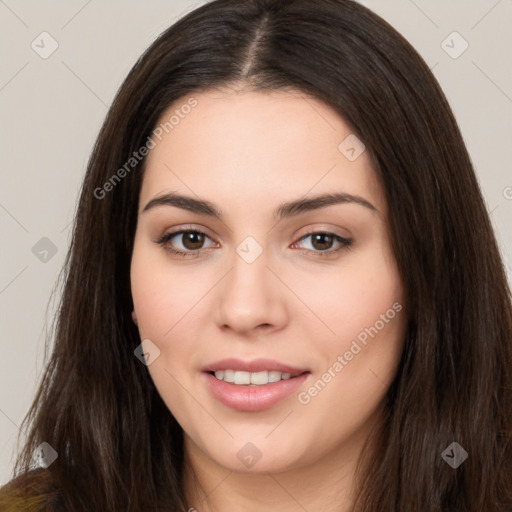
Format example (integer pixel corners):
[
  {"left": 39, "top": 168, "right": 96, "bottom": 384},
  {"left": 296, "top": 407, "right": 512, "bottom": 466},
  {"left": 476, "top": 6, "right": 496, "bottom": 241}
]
[{"left": 156, "top": 229, "right": 217, "bottom": 258}]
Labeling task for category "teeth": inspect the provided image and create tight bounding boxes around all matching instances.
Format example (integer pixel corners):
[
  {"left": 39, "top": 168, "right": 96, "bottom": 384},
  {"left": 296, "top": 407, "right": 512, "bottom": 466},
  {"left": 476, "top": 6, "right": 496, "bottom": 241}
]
[
  {"left": 268, "top": 371, "right": 282, "bottom": 383},
  {"left": 251, "top": 371, "right": 268, "bottom": 385},
  {"left": 234, "top": 371, "right": 251, "bottom": 385},
  {"left": 223, "top": 369, "right": 235, "bottom": 382},
  {"left": 212, "top": 369, "right": 298, "bottom": 385}
]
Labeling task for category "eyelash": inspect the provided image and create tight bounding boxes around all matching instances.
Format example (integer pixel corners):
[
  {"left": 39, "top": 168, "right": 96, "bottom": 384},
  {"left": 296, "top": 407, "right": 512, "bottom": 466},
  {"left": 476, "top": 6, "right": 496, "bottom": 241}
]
[{"left": 155, "top": 228, "right": 353, "bottom": 258}]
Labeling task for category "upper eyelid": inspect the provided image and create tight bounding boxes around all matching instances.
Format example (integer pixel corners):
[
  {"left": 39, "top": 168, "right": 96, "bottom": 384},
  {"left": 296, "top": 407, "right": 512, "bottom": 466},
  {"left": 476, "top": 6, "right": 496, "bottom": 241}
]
[
  {"left": 158, "top": 228, "right": 216, "bottom": 245},
  {"left": 157, "top": 224, "right": 213, "bottom": 239}
]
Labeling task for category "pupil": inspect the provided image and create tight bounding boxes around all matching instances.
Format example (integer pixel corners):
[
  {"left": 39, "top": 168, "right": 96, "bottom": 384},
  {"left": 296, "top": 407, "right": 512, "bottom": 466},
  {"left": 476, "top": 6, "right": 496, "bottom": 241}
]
[
  {"left": 312, "top": 233, "right": 332, "bottom": 251},
  {"left": 184, "top": 232, "right": 204, "bottom": 250}
]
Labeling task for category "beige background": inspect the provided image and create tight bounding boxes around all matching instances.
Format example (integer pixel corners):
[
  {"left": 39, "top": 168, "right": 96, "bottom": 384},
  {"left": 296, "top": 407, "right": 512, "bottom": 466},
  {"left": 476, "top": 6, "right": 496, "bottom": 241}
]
[{"left": 1, "top": 0, "right": 511, "bottom": 484}]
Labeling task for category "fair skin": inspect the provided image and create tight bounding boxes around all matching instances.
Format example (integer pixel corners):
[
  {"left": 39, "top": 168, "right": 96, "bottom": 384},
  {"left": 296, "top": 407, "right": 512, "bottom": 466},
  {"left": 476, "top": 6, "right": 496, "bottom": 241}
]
[{"left": 130, "top": 86, "right": 407, "bottom": 512}]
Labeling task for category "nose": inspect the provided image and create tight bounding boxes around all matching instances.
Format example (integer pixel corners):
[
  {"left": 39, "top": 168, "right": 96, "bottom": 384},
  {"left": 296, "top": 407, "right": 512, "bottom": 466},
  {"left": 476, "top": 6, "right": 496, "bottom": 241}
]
[{"left": 213, "top": 246, "right": 289, "bottom": 336}]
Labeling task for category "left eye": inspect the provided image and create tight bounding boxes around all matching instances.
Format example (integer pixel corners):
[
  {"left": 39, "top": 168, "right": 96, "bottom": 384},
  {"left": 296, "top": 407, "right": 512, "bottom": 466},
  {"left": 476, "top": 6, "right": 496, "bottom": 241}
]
[{"left": 292, "top": 232, "right": 352, "bottom": 254}]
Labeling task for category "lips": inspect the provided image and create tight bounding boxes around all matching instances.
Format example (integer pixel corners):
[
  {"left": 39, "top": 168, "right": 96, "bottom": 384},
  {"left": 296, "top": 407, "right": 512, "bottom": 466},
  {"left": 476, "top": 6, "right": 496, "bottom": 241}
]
[
  {"left": 201, "top": 358, "right": 311, "bottom": 411},
  {"left": 203, "top": 371, "right": 310, "bottom": 411},
  {"left": 202, "top": 357, "right": 309, "bottom": 375}
]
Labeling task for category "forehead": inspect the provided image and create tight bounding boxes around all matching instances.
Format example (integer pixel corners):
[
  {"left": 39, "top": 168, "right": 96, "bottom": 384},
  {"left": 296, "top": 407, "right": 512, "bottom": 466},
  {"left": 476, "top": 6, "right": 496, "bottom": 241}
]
[{"left": 139, "top": 88, "right": 386, "bottom": 216}]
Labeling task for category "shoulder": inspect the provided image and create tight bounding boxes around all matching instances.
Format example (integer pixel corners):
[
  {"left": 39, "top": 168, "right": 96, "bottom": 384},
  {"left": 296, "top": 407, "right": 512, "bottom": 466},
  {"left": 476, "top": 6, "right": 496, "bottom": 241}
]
[{"left": 0, "top": 468, "right": 64, "bottom": 512}]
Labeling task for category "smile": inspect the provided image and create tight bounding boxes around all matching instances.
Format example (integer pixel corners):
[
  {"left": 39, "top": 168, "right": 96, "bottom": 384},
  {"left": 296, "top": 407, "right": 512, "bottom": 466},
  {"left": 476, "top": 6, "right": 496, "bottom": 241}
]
[
  {"left": 211, "top": 369, "right": 303, "bottom": 385},
  {"left": 203, "top": 371, "right": 310, "bottom": 411}
]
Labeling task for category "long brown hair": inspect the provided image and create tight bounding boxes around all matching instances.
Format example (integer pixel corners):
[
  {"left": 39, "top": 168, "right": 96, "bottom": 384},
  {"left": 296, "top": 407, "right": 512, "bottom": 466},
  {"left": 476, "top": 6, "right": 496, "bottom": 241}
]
[{"left": 1, "top": 0, "right": 511, "bottom": 510}]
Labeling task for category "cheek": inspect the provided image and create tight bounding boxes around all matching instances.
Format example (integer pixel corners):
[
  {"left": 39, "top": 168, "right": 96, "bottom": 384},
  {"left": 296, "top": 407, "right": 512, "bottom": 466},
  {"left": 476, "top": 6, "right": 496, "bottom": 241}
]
[
  {"left": 130, "top": 240, "right": 207, "bottom": 339},
  {"left": 130, "top": 242, "right": 200, "bottom": 423},
  {"left": 294, "top": 235, "right": 406, "bottom": 408},
  {"left": 296, "top": 294, "right": 406, "bottom": 444},
  {"left": 290, "top": 237, "right": 404, "bottom": 347},
  {"left": 130, "top": 240, "right": 211, "bottom": 398}
]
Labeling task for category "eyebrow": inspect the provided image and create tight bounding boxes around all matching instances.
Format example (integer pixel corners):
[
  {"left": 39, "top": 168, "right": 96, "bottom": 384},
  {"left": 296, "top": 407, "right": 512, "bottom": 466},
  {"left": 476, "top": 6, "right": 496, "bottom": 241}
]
[{"left": 142, "top": 191, "right": 378, "bottom": 220}]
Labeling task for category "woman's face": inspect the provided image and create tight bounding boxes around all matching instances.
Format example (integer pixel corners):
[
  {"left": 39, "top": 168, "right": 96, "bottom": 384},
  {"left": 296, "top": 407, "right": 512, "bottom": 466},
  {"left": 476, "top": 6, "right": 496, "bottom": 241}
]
[{"left": 130, "top": 87, "right": 407, "bottom": 475}]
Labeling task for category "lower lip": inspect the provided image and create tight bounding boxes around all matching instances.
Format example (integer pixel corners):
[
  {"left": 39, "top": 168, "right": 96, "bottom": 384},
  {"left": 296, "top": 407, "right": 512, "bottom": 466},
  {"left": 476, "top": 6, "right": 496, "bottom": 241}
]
[{"left": 203, "top": 372, "right": 310, "bottom": 412}]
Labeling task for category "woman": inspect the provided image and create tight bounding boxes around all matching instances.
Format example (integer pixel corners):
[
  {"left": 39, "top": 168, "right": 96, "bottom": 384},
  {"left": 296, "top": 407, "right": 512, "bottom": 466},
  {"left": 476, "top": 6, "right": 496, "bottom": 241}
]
[{"left": 1, "top": 0, "right": 511, "bottom": 510}]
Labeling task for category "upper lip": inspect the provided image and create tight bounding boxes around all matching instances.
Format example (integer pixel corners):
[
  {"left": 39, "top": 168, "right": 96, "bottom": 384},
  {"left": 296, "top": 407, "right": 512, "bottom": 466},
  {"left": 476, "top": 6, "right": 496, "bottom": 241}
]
[{"left": 202, "top": 358, "right": 309, "bottom": 374}]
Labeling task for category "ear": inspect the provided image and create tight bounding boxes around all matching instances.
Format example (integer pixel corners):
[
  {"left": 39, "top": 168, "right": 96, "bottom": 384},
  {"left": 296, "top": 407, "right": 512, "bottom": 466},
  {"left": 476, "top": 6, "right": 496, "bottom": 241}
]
[{"left": 131, "top": 310, "right": 138, "bottom": 326}]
